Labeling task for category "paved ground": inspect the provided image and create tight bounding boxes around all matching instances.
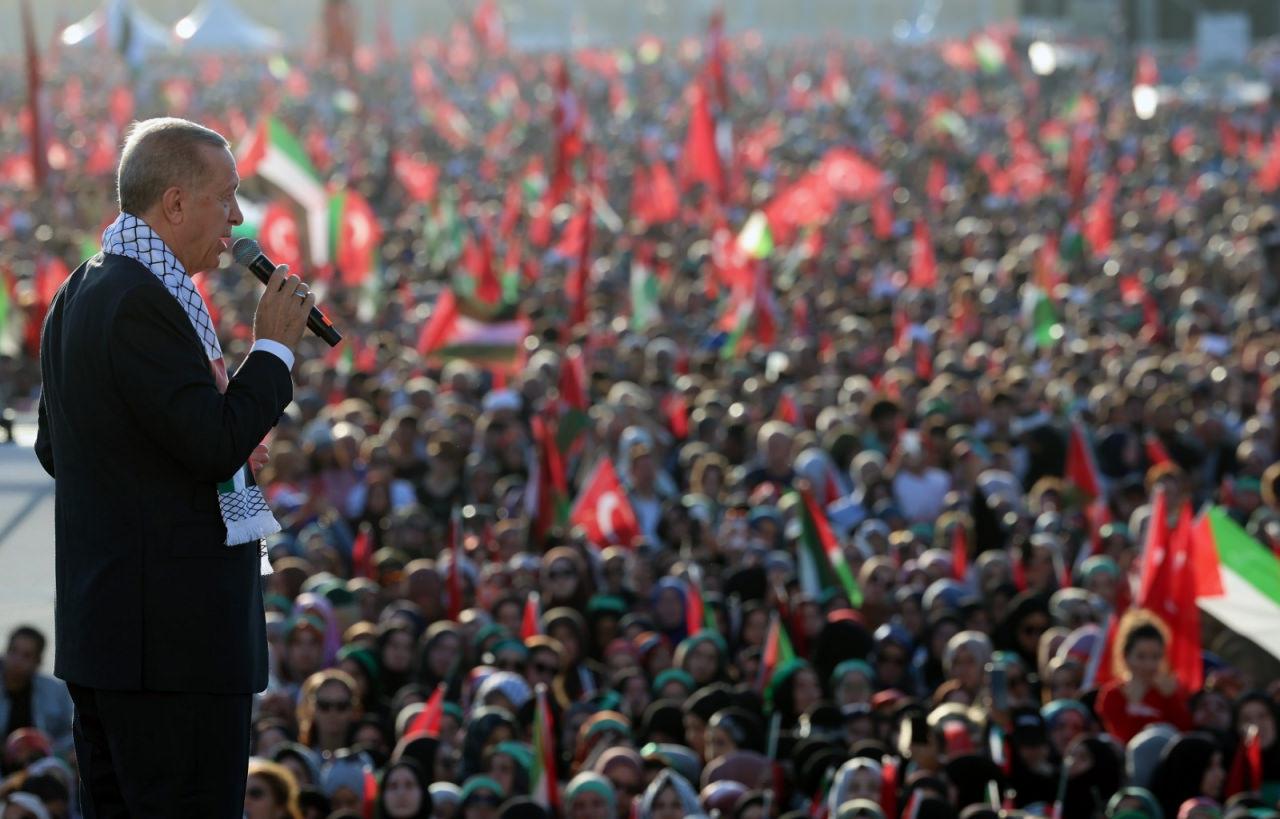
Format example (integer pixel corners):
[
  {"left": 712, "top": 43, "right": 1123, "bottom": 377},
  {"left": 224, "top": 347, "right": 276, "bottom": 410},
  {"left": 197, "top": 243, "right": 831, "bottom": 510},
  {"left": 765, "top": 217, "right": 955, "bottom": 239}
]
[{"left": 0, "top": 420, "right": 58, "bottom": 661}]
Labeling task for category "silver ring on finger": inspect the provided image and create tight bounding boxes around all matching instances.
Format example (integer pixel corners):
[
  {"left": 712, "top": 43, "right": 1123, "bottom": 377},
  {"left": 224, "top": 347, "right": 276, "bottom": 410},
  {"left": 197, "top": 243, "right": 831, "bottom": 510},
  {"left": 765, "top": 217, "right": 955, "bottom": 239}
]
[{"left": 293, "top": 286, "right": 309, "bottom": 299}]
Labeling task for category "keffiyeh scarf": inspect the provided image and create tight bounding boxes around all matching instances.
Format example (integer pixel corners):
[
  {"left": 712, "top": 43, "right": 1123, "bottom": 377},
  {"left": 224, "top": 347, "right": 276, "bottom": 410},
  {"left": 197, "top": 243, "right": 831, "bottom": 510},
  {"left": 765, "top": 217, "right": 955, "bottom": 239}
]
[{"left": 103, "top": 212, "right": 278, "bottom": 575}]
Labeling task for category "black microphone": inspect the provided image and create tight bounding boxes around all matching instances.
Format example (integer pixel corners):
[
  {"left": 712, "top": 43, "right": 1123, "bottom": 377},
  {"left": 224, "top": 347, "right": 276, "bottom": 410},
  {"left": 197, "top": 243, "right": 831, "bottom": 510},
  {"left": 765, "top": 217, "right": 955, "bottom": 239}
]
[{"left": 231, "top": 238, "right": 343, "bottom": 348}]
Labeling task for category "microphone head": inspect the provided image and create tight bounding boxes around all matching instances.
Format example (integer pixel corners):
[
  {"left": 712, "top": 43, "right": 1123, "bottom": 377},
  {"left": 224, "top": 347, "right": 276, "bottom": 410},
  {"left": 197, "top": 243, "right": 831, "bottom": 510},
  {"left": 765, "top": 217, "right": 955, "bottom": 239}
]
[{"left": 231, "top": 237, "right": 263, "bottom": 267}]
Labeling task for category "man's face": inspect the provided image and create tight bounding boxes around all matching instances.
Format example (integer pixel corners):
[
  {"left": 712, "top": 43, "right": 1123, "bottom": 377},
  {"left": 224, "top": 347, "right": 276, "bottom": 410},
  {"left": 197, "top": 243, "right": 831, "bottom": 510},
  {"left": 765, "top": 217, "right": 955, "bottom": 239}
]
[
  {"left": 4, "top": 635, "right": 40, "bottom": 681},
  {"left": 175, "top": 145, "right": 242, "bottom": 274}
]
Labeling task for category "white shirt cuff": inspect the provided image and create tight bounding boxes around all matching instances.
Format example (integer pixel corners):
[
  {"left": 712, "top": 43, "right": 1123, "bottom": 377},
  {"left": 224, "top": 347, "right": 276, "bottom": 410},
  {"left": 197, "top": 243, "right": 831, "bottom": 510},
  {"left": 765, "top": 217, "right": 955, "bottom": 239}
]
[{"left": 250, "top": 339, "right": 295, "bottom": 372}]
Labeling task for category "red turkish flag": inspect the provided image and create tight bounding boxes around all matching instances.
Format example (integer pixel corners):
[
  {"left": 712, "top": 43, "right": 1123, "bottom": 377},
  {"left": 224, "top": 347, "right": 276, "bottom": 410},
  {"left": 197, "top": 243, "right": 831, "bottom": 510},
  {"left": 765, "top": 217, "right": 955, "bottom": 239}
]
[
  {"left": 335, "top": 190, "right": 382, "bottom": 287},
  {"left": 679, "top": 82, "right": 723, "bottom": 197},
  {"left": 260, "top": 202, "right": 303, "bottom": 275},
  {"left": 910, "top": 219, "right": 937, "bottom": 289},
  {"left": 1136, "top": 489, "right": 1172, "bottom": 609},
  {"left": 569, "top": 457, "right": 640, "bottom": 548},
  {"left": 819, "top": 149, "right": 882, "bottom": 200},
  {"left": 392, "top": 152, "right": 440, "bottom": 203}
]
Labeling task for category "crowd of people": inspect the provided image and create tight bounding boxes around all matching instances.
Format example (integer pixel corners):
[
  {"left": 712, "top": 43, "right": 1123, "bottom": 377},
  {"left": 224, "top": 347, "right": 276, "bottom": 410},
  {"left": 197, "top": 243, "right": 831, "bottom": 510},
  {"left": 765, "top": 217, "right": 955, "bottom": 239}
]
[{"left": 6, "top": 8, "right": 1280, "bottom": 819}]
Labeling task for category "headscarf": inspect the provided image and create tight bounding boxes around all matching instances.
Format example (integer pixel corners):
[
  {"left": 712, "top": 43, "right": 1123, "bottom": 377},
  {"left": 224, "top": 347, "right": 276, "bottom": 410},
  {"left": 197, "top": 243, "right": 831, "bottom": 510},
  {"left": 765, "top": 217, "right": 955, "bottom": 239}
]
[
  {"left": 460, "top": 775, "right": 506, "bottom": 807},
  {"left": 1106, "top": 787, "right": 1164, "bottom": 819},
  {"left": 639, "top": 769, "right": 705, "bottom": 819},
  {"left": 461, "top": 707, "right": 518, "bottom": 779},
  {"left": 565, "top": 772, "right": 618, "bottom": 815},
  {"left": 708, "top": 708, "right": 765, "bottom": 755},
  {"left": 674, "top": 631, "right": 729, "bottom": 682},
  {"left": 639, "top": 742, "right": 702, "bottom": 785},
  {"left": 828, "top": 758, "right": 884, "bottom": 817},
  {"left": 702, "top": 750, "right": 771, "bottom": 790},
  {"left": 0, "top": 794, "right": 50, "bottom": 819},
  {"left": 273, "top": 742, "right": 323, "bottom": 787},
  {"left": 575, "top": 710, "right": 633, "bottom": 767},
  {"left": 1176, "top": 799, "right": 1222, "bottom": 819},
  {"left": 392, "top": 732, "right": 439, "bottom": 781},
  {"left": 1150, "top": 733, "right": 1222, "bottom": 819},
  {"left": 373, "top": 758, "right": 433, "bottom": 819},
  {"left": 651, "top": 577, "right": 690, "bottom": 645},
  {"left": 836, "top": 799, "right": 887, "bottom": 819},
  {"left": 1126, "top": 726, "right": 1178, "bottom": 790},
  {"left": 831, "top": 659, "right": 875, "bottom": 695},
  {"left": 595, "top": 745, "right": 644, "bottom": 774},
  {"left": 338, "top": 644, "right": 383, "bottom": 705},
  {"left": 943, "top": 631, "right": 993, "bottom": 676},
  {"left": 812, "top": 619, "right": 876, "bottom": 688},
  {"left": 995, "top": 592, "right": 1052, "bottom": 667},
  {"left": 321, "top": 754, "right": 370, "bottom": 802},
  {"left": 429, "top": 783, "right": 462, "bottom": 815},
  {"left": 476, "top": 671, "right": 533, "bottom": 711},
  {"left": 292, "top": 592, "right": 343, "bottom": 665}
]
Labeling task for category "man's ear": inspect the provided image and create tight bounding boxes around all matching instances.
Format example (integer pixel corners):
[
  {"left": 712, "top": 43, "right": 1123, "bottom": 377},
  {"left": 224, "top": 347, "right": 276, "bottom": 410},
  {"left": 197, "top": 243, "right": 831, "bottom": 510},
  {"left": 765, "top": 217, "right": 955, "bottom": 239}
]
[{"left": 160, "top": 185, "right": 185, "bottom": 225}]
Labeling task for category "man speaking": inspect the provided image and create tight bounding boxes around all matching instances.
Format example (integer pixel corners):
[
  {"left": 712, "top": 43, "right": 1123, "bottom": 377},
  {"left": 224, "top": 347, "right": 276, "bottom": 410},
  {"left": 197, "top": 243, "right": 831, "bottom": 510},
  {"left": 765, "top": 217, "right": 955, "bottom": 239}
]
[{"left": 35, "top": 117, "right": 315, "bottom": 816}]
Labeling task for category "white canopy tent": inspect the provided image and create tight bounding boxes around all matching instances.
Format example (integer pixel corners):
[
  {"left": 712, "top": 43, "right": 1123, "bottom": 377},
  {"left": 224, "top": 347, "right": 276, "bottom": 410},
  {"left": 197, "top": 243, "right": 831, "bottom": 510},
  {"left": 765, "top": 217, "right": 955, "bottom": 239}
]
[
  {"left": 60, "top": 0, "right": 174, "bottom": 64},
  {"left": 173, "top": 0, "right": 284, "bottom": 54}
]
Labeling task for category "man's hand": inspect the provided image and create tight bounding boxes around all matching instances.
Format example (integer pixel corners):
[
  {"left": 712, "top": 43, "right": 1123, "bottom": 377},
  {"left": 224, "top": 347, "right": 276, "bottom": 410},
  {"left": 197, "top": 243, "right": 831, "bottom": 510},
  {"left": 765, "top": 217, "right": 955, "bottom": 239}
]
[
  {"left": 253, "top": 264, "right": 315, "bottom": 351},
  {"left": 249, "top": 443, "right": 269, "bottom": 473}
]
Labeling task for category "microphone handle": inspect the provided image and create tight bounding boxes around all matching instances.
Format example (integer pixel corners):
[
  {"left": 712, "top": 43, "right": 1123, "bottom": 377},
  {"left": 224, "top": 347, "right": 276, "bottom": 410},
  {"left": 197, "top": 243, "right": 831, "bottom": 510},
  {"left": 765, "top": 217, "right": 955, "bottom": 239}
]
[{"left": 245, "top": 258, "right": 343, "bottom": 347}]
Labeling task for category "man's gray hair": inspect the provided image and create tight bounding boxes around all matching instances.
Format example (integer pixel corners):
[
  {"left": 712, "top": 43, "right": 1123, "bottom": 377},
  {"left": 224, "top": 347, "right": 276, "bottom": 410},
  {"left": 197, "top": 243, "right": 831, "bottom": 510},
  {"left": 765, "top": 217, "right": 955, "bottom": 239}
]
[{"left": 116, "top": 117, "right": 229, "bottom": 215}]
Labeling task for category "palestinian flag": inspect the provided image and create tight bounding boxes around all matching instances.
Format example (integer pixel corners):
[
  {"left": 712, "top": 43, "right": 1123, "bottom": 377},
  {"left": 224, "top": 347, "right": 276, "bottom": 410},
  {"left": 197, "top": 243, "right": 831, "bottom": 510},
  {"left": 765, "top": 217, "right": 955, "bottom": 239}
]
[
  {"left": 718, "top": 264, "right": 777, "bottom": 359},
  {"left": 0, "top": 264, "right": 13, "bottom": 355},
  {"left": 757, "top": 613, "right": 797, "bottom": 693},
  {"left": 426, "top": 193, "right": 466, "bottom": 269},
  {"left": 737, "top": 211, "right": 774, "bottom": 259},
  {"left": 416, "top": 289, "right": 529, "bottom": 364},
  {"left": 1022, "top": 283, "right": 1062, "bottom": 348},
  {"left": 530, "top": 684, "right": 560, "bottom": 814},
  {"left": 237, "top": 117, "right": 330, "bottom": 264},
  {"left": 230, "top": 198, "right": 266, "bottom": 240},
  {"left": 973, "top": 34, "right": 1007, "bottom": 74},
  {"left": 685, "top": 571, "right": 718, "bottom": 635},
  {"left": 989, "top": 723, "right": 1010, "bottom": 774},
  {"left": 629, "top": 255, "right": 661, "bottom": 330},
  {"left": 795, "top": 489, "right": 863, "bottom": 608},
  {"left": 1195, "top": 506, "right": 1280, "bottom": 661}
]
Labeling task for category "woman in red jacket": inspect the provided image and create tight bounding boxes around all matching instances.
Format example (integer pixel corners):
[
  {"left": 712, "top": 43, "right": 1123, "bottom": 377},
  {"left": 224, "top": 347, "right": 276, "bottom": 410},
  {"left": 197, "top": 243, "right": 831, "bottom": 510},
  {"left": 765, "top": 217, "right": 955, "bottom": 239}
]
[{"left": 1095, "top": 611, "right": 1193, "bottom": 743}]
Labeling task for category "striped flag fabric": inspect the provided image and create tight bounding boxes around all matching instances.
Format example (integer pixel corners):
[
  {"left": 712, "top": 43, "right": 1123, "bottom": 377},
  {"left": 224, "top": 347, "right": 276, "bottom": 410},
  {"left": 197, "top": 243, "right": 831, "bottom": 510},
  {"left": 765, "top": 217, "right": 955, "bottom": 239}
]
[
  {"left": 1195, "top": 506, "right": 1280, "bottom": 661},
  {"left": 447, "top": 507, "right": 464, "bottom": 621},
  {"left": 521, "top": 591, "right": 543, "bottom": 640},
  {"left": 0, "top": 265, "right": 15, "bottom": 356},
  {"left": 629, "top": 255, "right": 661, "bottom": 330},
  {"left": 737, "top": 211, "right": 775, "bottom": 259},
  {"left": 416, "top": 289, "right": 529, "bottom": 364},
  {"left": 684, "top": 567, "right": 717, "bottom": 636},
  {"left": 758, "top": 613, "right": 797, "bottom": 693},
  {"left": 795, "top": 489, "right": 863, "bottom": 608},
  {"left": 237, "top": 117, "right": 330, "bottom": 264},
  {"left": 530, "top": 684, "right": 560, "bottom": 813}
]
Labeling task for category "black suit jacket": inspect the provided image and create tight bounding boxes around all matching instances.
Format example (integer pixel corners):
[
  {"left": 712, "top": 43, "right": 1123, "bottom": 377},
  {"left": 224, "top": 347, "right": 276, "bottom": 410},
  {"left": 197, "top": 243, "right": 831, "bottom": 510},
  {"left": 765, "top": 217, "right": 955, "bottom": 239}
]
[{"left": 36, "top": 252, "right": 292, "bottom": 694}]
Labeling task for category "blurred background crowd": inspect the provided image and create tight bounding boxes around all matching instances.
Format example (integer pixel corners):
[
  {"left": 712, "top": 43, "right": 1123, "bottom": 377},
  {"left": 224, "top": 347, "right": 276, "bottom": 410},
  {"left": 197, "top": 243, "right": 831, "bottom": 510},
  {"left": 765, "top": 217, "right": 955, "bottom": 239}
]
[{"left": 6, "top": 1, "right": 1280, "bottom": 818}]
